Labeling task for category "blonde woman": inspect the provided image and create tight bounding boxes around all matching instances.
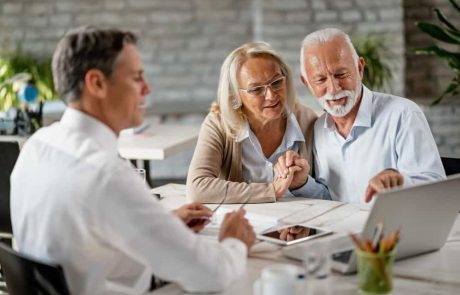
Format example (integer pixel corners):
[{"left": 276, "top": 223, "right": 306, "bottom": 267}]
[{"left": 186, "top": 42, "right": 329, "bottom": 203}]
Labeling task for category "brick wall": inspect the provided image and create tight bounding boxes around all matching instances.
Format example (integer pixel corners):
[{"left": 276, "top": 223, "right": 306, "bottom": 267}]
[
  {"left": 262, "top": 0, "right": 405, "bottom": 106},
  {"left": 0, "top": 0, "right": 405, "bottom": 111},
  {"left": 404, "top": 0, "right": 460, "bottom": 158},
  {"left": 404, "top": 0, "right": 460, "bottom": 102},
  {"left": 2, "top": 0, "right": 435, "bottom": 178},
  {"left": 0, "top": 0, "right": 253, "bottom": 110}
]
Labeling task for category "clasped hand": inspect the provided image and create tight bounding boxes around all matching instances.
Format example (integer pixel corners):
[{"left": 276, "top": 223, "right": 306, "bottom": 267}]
[{"left": 273, "top": 150, "right": 310, "bottom": 199}]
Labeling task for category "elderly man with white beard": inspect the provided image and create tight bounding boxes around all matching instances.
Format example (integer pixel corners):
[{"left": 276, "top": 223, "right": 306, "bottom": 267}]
[{"left": 276, "top": 28, "right": 446, "bottom": 205}]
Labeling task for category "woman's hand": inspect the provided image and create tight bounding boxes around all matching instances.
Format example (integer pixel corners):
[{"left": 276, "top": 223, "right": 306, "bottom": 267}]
[{"left": 274, "top": 150, "right": 310, "bottom": 190}]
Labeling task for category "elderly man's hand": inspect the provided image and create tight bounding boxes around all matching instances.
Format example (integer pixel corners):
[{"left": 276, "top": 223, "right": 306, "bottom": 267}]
[
  {"left": 364, "top": 169, "right": 404, "bottom": 203},
  {"left": 172, "top": 202, "right": 213, "bottom": 233},
  {"left": 274, "top": 150, "right": 310, "bottom": 190}
]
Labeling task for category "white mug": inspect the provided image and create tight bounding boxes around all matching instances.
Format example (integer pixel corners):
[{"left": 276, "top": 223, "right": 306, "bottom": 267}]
[{"left": 254, "top": 264, "right": 298, "bottom": 295}]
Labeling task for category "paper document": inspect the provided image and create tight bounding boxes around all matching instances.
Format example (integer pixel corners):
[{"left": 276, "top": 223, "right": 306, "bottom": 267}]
[
  {"left": 200, "top": 207, "right": 278, "bottom": 239},
  {"left": 150, "top": 184, "right": 186, "bottom": 198}
]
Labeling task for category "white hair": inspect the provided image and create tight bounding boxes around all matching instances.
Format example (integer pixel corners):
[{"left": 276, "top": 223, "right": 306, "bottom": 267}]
[
  {"left": 300, "top": 28, "right": 359, "bottom": 79},
  {"left": 212, "top": 41, "right": 299, "bottom": 138}
]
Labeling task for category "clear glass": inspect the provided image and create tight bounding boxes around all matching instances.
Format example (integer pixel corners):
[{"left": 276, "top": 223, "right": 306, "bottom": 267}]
[
  {"left": 356, "top": 249, "right": 395, "bottom": 294},
  {"left": 135, "top": 168, "right": 146, "bottom": 183},
  {"left": 304, "top": 240, "right": 331, "bottom": 280},
  {"left": 254, "top": 264, "right": 298, "bottom": 295}
]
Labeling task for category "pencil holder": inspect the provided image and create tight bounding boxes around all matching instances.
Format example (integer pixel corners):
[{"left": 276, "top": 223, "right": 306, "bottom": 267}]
[{"left": 356, "top": 249, "right": 396, "bottom": 294}]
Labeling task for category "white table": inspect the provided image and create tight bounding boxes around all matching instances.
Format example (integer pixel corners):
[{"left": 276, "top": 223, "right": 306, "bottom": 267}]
[
  {"left": 149, "top": 184, "right": 460, "bottom": 294},
  {"left": 0, "top": 135, "right": 27, "bottom": 147},
  {"left": 118, "top": 120, "right": 200, "bottom": 185}
]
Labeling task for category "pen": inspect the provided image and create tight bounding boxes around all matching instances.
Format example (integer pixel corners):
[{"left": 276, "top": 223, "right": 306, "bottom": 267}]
[
  {"left": 152, "top": 193, "right": 163, "bottom": 200},
  {"left": 239, "top": 194, "right": 251, "bottom": 209}
]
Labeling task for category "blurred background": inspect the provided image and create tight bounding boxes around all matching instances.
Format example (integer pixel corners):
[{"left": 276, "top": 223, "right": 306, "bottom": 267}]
[{"left": 1, "top": 0, "right": 459, "bottom": 183}]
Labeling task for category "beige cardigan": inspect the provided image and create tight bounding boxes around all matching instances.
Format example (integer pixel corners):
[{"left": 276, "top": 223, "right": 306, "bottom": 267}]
[{"left": 186, "top": 105, "right": 318, "bottom": 203}]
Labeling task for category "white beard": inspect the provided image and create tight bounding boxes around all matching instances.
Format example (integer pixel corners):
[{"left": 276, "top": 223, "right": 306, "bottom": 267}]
[{"left": 318, "top": 83, "right": 362, "bottom": 117}]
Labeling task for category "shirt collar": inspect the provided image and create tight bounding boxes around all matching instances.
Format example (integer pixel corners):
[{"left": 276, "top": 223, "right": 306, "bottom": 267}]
[
  {"left": 353, "top": 85, "right": 372, "bottom": 128},
  {"left": 323, "top": 85, "right": 373, "bottom": 130},
  {"left": 236, "top": 112, "right": 305, "bottom": 147},
  {"left": 60, "top": 107, "right": 119, "bottom": 156},
  {"left": 284, "top": 112, "right": 305, "bottom": 147},
  {"left": 236, "top": 120, "right": 250, "bottom": 143}
]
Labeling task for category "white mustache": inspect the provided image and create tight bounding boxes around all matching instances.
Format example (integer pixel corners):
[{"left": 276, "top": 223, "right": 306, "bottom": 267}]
[{"left": 320, "top": 90, "right": 354, "bottom": 101}]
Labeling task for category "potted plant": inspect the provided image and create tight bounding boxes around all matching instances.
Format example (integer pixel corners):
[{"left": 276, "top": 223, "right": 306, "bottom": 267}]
[
  {"left": 353, "top": 34, "right": 395, "bottom": 92},
  {"left": 415, "top": 0, "right": 460, "bottom": 105},
  {"left": 0, "top": 52, "right": 57, "bottom": 134}
]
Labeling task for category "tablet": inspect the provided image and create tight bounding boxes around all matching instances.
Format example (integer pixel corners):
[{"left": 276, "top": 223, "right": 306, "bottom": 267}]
[{"left": 257, "top": 225, "right": 332, "bottom": 246}]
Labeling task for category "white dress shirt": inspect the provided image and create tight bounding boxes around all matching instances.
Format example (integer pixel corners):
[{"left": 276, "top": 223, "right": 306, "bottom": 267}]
[
  {"left": 313, "top": 86, "right": 446, "bottom": 204},
  {"left": 10, "top": 108, "right": 247, "bottom": 295},
  {"left": 240, "top": 113, "right": 329, "bottom": 198}
]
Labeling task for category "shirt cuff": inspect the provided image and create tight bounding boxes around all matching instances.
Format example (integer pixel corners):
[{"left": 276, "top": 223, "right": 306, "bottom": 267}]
[
  {"left": 385, "top": 168, "right": 413, "bottom": 187},
  {"left": 289, "top": 175, "right": 314, "bottom": 197},
  {"left": 221, "top": 237, "right": 248, "bottom": 256}
]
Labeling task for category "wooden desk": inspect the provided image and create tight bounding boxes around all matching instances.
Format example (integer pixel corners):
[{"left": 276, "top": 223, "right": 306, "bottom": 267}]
[
  {"left": 118, "top": 121, "right": 200, "bottom": 186},
  {"left": 149, "top": 184, "right": 460, "bottom": 294}
]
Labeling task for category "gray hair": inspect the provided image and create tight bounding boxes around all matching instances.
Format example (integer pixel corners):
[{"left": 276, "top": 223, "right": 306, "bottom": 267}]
[
  {"left": 300, "top": 28, "right": 359, "bottom": 79},
  {"left": 213, "top": 41, "right": 299, "bottom": 138},
  {"left": 52, "top": 26, "right": 138, "bottom": 103}
]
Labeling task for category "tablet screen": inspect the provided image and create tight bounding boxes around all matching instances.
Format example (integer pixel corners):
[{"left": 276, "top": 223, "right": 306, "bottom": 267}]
[{"left": 259, "top": 225, "right": 330, "bottom": 245}]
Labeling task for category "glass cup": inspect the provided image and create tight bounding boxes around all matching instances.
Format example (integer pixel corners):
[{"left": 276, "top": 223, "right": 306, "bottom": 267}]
[
  {"left": 304, "top": 240, "right": 331, "bottom": 279},
  {"left": 254, "top": 264, "right": 298, "bottom": 295},
  {"left": 135, "top": 168, "right": 146, "bottom": 183},
  {"left": 356, "top": 249, "right": 396, "bottom": 294}
]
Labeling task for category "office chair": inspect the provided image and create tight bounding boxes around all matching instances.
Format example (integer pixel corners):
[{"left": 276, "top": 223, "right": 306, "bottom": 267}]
[
  {"left": 0, "top": 242, "right": 70, "bottom": 295},
  {"left": 441, "top": 157, "right": 460, "bottom": 176},
  {"left": 0, "top": 141, "right": 20, "bottom": 240}
]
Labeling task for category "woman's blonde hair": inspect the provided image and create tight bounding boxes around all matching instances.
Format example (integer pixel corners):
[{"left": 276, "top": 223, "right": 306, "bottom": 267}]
[{"left": 211, "top": 41, "right": 299, "bottom": 138}]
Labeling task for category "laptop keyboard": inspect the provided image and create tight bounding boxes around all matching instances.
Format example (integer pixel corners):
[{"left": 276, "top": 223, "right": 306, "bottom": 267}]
[{"left": 332, "top": 249, "right": 353, "bottom": 263}]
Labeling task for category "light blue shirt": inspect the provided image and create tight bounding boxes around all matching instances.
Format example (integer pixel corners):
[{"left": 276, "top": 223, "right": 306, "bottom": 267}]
[
  {"left": 239, "top": 113, "right": 329, "bottom": 198},
  {"left": 313, "top": 86, "right": 446, "bottom": 204}
]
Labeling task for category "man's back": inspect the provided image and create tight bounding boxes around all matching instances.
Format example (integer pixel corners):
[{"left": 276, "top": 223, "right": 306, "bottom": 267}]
[
  {"left": 11, "top": 108, "right": 152, "bottom": 294},
  {"left": 11, "top": 108, "right": 248, "bottom": 294}
]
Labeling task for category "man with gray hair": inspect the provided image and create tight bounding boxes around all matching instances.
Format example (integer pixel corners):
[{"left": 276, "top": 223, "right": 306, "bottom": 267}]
[
  {"left": 10, "top": 26, "right": 255, "bottom": 294},
  {"left": 296, "top": 27, "right": 445, "bottom": 204}
]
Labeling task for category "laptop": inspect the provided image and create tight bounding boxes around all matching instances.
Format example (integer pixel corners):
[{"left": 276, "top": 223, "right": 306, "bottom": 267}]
[{"left": 283, "top": 174, "right": 460, "bottom": 274}]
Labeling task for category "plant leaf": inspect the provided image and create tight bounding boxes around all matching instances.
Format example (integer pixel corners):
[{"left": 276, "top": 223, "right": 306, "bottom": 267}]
[
  {"left": 414, "top": 45, "right": 460, "bottom": 70},
  {"left": 434, "top": 8, "right": 459, "bottom": 32},
  {"left": 449, "top": 0, "right": 460, "bottom": 13},
  {"left": 431, "top": 80, "right": 459, "bottom": 105},
  {"left": 416, "top": 22, "right": 460, "bottom": 44}
]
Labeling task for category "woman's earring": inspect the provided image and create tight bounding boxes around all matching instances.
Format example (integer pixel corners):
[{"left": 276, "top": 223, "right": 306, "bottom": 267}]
[{"left": 232, "top": 97, "right": 242, "bottom": 110}]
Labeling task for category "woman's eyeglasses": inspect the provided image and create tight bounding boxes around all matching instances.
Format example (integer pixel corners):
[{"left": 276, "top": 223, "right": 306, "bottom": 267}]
[{"left": 239, "top": 76, "right": 286, "bottom": 98}]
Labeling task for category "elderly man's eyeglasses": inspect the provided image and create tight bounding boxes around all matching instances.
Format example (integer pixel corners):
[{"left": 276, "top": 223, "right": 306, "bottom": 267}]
[{"left": 239, "top": 76, "right": 286, "bottom": 97}]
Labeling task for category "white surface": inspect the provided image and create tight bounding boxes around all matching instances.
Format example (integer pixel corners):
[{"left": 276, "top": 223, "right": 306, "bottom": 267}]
[
  {"left": 118, "top": 120, "right": 200, "bottom": 160},
  {"left": 0, "top": 135, "right": 27, "bottom": 147},
  {"left": 149, "top": 183, "right": 460, "bottom": 294},
  {"left": 1, "top": 116, "right": 201, "bottom": 162},
  {"left": 201, "top": 207, "right": 278, "bottom": 237}
]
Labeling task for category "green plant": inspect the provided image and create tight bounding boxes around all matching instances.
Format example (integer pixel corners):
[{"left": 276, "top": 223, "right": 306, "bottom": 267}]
[
  {"left": 0, "top": 52, "right": 57, "bottom": 111},
  {"left": 352, "top": 34, "right": 394, "bottom": 92},
  {"left": 415, "top": 0, "right": 460, "bottom": 105}
]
